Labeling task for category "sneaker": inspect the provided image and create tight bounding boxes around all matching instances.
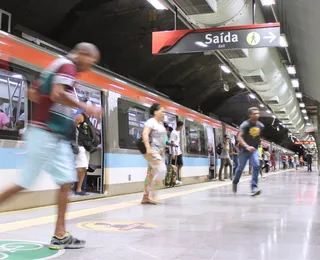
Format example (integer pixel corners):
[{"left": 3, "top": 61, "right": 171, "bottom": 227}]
[
  {"left": 75, "top": 191, "right": 88, "bottom": 196},
  {"left": 262, "top": 176, "right": 266, "bottom": 180},
  {"left": 175, "top": 180, "right": 182, "bottom": 185},
  {"left": 250, "top": 189, "right": 261, "bottom": 197},
  {"left": 49, "top": 232, "right": 86, "bottom": 250},
  {"left": 232, "top": 183, "right": 237, "bottom": 193}
]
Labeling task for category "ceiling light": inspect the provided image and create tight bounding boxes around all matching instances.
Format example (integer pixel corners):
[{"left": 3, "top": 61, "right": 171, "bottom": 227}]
[
  {"left": 259, "top": 104, "right": 265, "bottom": 108},
  {"left": 304, "top": 116, "right": 309, "bottom": 120},
  {"left": 291, "top": 79, "right": 299, "bottom": 88},
  {"left": 287, "top": 65, "right": 296, "bottom": 75},
  {"left": 266, "top": 110, "right": 271, "bottom": 114},
  {"left": 280, "top": 34, "right": 288, "bottom": 47},
  {"left": 260, "top": 0, "right": 275, "bottom": 5},
  {"left": 195, "top": 41, "right": 208, "bottom": 48},
  {"left": 272, "top": 115, "right": 276, "bottom": 118},
  {"left": 220, "top": 65, "right": 231, "bottom": 74},
  {"left": 237, "top": 82, "right": 246, "bottom": 89},
  {"left": 299, "top": 103, "right": 305, "bottom": 108},
  {"left": 296, "top": 92, "right": 302, "bottom": 98},
  {"left": 301, "top": 109, "right": 307, "bottom": 114},
  {"left": 147, "top": 0, "right": 167, "bottom": 10},
  {"left": 249, "top": 93, "right": 256, "bottom": 99},
  {"left": 307, "top": 123, "right": 311, "bottom": 126}
]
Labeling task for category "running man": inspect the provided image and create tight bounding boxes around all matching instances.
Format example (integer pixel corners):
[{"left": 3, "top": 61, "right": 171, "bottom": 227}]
[
  {"left": 232, "top": 107, "right": 264, "bottom": 196},
  {"left": 0, "top": 43, "right": 101, "bottom": 249}
]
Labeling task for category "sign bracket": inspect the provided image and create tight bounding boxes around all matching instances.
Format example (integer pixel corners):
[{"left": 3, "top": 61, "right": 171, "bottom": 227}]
[{"left": 174, "top": 6, "right": 178, "bottom": 30}]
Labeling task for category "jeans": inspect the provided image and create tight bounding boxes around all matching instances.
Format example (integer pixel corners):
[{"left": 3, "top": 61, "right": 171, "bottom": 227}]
[
  {"left": 233, "top": 156, "right": 239, "bottom": 174},
  {"left": 219, "top": 158, "right": 232, "bottom": 180},
  {"left": 233, "top": 149, "right": 260, "bottom": 191}
]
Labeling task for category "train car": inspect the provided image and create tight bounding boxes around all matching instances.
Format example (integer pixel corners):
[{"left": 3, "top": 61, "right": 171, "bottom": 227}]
[{"left": 0, "top": 30, "right": 294, "bottom": 212}]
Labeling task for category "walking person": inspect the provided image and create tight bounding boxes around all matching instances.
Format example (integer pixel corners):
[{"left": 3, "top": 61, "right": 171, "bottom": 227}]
[
  {"left": 0, "top": 43, "right": 101, "bottom": 249},
  {"left": 306, "top": 150, "right": 313, "bottom": 172},
  {"left": 141, "top": 103, "right": 167, "bottom": 205},
  {"left": 218, "top": 135, "right": 233, "bottom": 181},
  {"left": 293, "top": 153, "right": 299, "bottom": 170},
  {"left": 232, "top": 107, "right": 264, "bottom": 196},
  {"left": 170, "top": 121, "right": 184, "bottom": 185},
  {"left": 270, "top": 150, "right": 276, "bottom": 171},
  {"left": 262, "top": 147, "right": 270, "bottom": 176}
]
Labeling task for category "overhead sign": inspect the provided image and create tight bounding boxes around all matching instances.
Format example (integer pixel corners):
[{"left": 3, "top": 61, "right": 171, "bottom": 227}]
[
  {"left": 294, "top": 141, "right": 315, "bottom": 145},
  {"left": 152, "top": 23, "right": 280, "bottom": 55}
]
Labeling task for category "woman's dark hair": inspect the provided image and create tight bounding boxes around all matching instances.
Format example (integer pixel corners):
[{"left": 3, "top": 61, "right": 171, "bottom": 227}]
[
  {"left": 149, "top": 103, "right": 162, "bottom": 116},
  {"left": 168, "top": 126, "right": 173, "bottom": 132}
]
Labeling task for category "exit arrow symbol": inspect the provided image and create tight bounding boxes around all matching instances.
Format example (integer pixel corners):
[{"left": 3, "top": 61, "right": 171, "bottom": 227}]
[{"left": 263, "top": 32, "right": 277, "bottom": 43}]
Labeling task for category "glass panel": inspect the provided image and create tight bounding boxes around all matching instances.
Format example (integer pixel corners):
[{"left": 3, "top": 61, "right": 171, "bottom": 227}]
[
  {"left": 185, "top": 121, "right": 206, "bottom": 155},
  {"left": 118, "top": 99, "right": 148, "bottom": 150},
  {"left": 0, "top": 70, "right": 27, "bottom": 140}
]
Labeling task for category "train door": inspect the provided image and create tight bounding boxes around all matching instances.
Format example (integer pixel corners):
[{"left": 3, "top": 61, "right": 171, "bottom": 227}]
[
  {"left": 73, "top": 84, "right": 105, "bottom": 196},
  {"left": 206, "top": 126, "right": 215, "bottom": 179}
]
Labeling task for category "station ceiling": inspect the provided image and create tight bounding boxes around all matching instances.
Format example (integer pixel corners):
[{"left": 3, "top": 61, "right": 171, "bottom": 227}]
[{"left": 1, "top": 0, "right": 317, "bottom": 149}]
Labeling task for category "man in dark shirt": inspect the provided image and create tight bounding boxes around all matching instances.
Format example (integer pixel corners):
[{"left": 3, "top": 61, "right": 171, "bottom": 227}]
[
  {"left": 232, "top": 107, "right": 264, "bottom": 196},
  {"left": 306, "top": 151, "right": 313, "bottom": 172}
]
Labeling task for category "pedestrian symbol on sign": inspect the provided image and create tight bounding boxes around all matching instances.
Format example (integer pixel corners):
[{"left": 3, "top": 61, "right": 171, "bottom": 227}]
[{"left": 246, "top": 32, "right": 261, "bottom": 46}]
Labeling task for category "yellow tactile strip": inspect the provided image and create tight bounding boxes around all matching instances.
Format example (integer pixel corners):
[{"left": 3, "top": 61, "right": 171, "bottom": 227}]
[{"left": 0, "top": 171, "right": 284, "bottom": 233}]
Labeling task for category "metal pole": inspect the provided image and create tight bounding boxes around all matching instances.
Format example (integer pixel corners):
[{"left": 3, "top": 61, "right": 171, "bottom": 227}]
[
  {"left": 252, "top": 0, "right": 256, "bottom": 24},
  {"left": 16, "top": 80, "right": 23, "bottom": 123},
  {"left": 6, "top": 77, "right": 14, "bottom": 129},
  {"left": 174, "top": 6, "right": 178, "bottom": 30}
]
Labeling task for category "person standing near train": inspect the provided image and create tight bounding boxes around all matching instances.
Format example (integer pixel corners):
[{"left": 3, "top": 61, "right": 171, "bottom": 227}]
[
  {"left": 0, "top": 43, "right": 101, "bottom": 249},
  {"left": 232, "top": 107, "right": 264, "bottom": 196},
  {"left": 141, "top": 103, "right": 167, "bottom": 205}
]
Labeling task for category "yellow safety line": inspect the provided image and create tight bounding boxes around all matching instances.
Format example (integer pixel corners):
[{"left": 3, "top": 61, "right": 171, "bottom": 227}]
[{"left": 0, "top": 170, "right": 285, "bottom": 233}]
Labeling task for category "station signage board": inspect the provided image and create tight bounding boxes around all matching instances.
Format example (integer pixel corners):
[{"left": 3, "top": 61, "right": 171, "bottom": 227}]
[
  {"left": 294, "top": 141, "right": 315, "bottom": 145},
  {"left": 152, "top": 23, "right": 280, "bottom": 55}
]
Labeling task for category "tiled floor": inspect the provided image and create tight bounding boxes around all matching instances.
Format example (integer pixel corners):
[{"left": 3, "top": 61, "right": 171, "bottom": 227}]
[{"left": 0, "top": 169, "right": 319, "bottom": 259}]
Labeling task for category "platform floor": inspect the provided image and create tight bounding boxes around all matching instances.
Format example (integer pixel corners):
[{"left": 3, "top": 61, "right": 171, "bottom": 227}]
[{"left": 0, "top": 169, "right": 319, "bottom": 260}]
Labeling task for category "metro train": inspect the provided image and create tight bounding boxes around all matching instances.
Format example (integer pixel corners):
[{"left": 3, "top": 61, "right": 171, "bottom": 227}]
[{"left": 0, "top": 31, "right": 294, "bottom": 212}]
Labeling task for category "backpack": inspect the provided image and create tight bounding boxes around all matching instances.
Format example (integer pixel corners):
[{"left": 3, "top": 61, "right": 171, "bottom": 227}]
[
  {"left": 216, "top": 143, "right": 223, "bottom": 156},
  {"left": 79, "top": 114, "right": 100, "bottom": 153}
]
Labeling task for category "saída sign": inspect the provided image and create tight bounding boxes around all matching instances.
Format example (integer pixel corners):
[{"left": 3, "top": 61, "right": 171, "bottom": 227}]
[{"left": 152, "top": 23, "right": 280, "bottom": 55}]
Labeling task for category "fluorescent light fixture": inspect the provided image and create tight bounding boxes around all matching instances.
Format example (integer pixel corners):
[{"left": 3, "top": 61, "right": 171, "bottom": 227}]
[
  {"left": 301, "top": 109, "right": 307, "bottom": 114},
  {"left": 266, "top": 110, "right": 271, "bottom": 113},
  {"left": 299, "top": 103, "right": 305, "bottom": 108},
  {"left": 220, "top": 65, "right": 231, "bottom": 74},
  {"left": 248, "top": 93, "right": 256, "bottom": 99},
  {"left": 115, "top": 78, "right": 127, "bottom": 84},
  {"left": 307, "top": 122, "right": 311, "bottom": 126},
  {"left": 260, "top": 0, "right": 275, "bottom": 5},
  {"left": 279, "top": 122, "right": 283, "bottom": 126},
  {"left": 280, "top": 34, "right": 288, "bottom": 47},
  {"left": 291, "top": 79, "right": 299, "bottom": 88},
  {"left": 147, "top": 0, "right": 167, "bottom": 10},
  {"left": 286, "top": 65, "right": 296, "bottom": 75},
  {"left": 146, "top": 97, "right": 156, "bottom": 102},
  {"left": 304, "top": 116, "right": 309, "bottom": 120},
  {"left": 296, "top": 92, "right": 302, "bottom": 98},
  {"left": 259, "top": 104, "right": 265, "bottom": 108},
  {"left": 237, "top": 82, "right": 246, "bottom": 89},
  {"left": 272, "top": 115, "right": 276, "bottom": 118},
  {"left": 195, "top": 41, "right": 208, "bottom": 48}
]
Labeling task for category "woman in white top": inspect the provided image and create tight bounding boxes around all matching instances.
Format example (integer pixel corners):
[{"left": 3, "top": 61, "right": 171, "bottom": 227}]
[{"left": 141, "top": 103, "right": 167, "bottom": 205}]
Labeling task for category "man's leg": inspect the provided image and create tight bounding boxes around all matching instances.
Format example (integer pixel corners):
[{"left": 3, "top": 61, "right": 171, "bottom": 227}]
[
  {"left": 55, "top": 183, "right": 70, "bottom": 237},
  {"left": 250, "top": 149, "right": 261, "bottom": 195},
  {"left": 227, "top": 158, "right": 233, "bottom": 180},
  {"left": 218, "top": 159, "right": 225, "bottom": 180},
  {"left": 0, "top": 185, "right": 24, "bottom": 205},
  {"left": 232, "top": 151, "right": 250, "bottom": 192},
  {"left": 49, "top": 140, "right": 84, "bottom": 249},
  {"left": 76, "top": 168, "right": 86, "bottom": 193}
]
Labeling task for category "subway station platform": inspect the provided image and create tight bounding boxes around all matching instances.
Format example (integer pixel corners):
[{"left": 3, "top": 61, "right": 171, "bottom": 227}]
[{"left": 0, "top": 169, "right": 319, "bottom": 260}]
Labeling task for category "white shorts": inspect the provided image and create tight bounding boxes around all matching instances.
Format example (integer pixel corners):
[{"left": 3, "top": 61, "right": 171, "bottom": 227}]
[{"left": 75, "top": 146, "right": 90, "bottom": 169}]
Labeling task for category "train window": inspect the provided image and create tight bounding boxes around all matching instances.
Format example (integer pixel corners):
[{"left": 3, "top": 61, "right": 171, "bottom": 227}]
[
  {"left": 0, "top": 71, "right": 27, "bottom": 140},
  {"left": 185, "top": 121, "right": 206, "bottom": 155},
  {"left": 118, "top": 99, "right": 148, "bottom": 150},
  {"left": 164, "top": 112, "right": 176, "bottom": 129}
]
